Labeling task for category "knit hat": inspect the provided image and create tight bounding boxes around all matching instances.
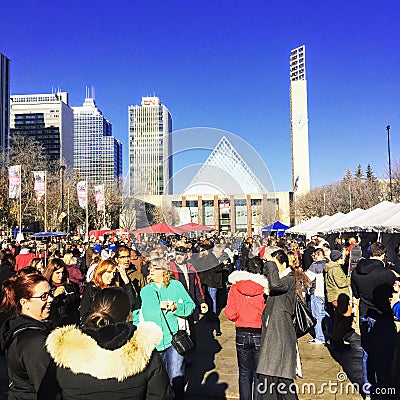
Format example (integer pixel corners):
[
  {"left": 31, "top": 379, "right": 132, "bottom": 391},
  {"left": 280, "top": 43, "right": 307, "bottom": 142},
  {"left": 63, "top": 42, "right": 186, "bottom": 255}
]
[{"left": 330, "top": 250, "right": 342, "bottom": 262}]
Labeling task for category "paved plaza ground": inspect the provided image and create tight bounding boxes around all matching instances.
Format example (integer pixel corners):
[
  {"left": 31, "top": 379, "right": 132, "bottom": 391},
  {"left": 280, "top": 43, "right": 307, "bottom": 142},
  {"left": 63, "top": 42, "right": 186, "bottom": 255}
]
[{"left": 186, "top": 311, "right": 365, "bottom": 400}]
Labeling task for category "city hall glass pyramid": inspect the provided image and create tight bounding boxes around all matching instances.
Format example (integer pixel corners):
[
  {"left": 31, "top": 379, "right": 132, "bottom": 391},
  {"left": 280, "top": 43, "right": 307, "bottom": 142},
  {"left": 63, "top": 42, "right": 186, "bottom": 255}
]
[{"left": 184, "top": 136, "right": 266, "bottom": 195}]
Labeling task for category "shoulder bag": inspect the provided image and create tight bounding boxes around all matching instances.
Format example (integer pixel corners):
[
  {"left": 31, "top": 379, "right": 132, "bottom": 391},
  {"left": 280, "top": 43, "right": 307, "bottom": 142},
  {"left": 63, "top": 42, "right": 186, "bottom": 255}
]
[
  {"left": 293, "top": 293, "right": 316, "bottom": 338},
  {"left": 155, "top": 291, "right": 194, "bottom": 355}
]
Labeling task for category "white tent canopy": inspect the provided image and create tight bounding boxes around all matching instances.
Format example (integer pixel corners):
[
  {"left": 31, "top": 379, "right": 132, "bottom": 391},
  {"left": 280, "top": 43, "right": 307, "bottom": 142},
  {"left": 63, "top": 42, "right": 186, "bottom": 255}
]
[
  {"left": 285, "top": 217, "right": 319, "bottom": 235},
  {"left": 323, "top": 208, "right": 365, "bottom": 233},
  {"left": 313, "top": 212, "right": 345, "bottom": 233},
  {"left": 370, "top": 204, "right": 400, "bottom": 233},
  {"left": 344, "top": 201, "right": 400, "bottom": 232},
  {"left": 286, "top": 215, "right": 330, "bottom": 236},
  {"left": 287, "top": 201, "right": 400, "bottom": 236}
]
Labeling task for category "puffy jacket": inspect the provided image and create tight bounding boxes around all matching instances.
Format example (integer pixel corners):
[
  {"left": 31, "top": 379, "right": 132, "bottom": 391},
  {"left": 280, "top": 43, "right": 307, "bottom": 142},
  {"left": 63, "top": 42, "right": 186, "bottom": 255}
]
[
  {"left": 46, "top": 322, "right": 174, "bottom": 400},
  {"left": 225, "top": 270, "right": 268, "bottom": 329}
]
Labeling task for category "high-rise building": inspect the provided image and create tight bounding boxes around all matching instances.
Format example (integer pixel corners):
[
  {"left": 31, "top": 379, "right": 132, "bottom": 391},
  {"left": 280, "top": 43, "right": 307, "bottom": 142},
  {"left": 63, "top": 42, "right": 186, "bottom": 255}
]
[
  {"left": 73, "top": 94, "right": 122, "bottom": 189},
  {"left": 128, "top": 96, "right": 172, "bottom": 196},
  {"left": 0, "top": 52, "right": 10, "bottom": 167},
  {"left": 290, "top": 45, "right": 310, "bottom": 194},
  {"left": 10, "top": 92, "right": 74, "bottom": 167}
]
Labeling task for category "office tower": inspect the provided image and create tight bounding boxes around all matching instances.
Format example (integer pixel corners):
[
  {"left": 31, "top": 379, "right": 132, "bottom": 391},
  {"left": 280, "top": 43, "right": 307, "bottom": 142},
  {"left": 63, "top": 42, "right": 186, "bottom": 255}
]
[
  {"left": 0, "top": 52, "right": 10, "bottom": 167},
  {"left": 128, "top": 96, "right": 172, "bottom": 196},
  {"left": 10, "top": 91, "right": 74, "bottom": 167},
  {"left": 290, "top": 45, "right": 310, "bottom": 193},
  {"left": 73, "top": 93, "right": 122, "bottom": 189}
]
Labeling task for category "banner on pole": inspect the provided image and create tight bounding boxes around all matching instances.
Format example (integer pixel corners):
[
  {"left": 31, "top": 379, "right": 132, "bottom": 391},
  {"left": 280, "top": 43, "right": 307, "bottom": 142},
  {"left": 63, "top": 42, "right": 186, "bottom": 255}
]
[
  {"left": 77, "top": 181, "right": 87, "bottom": 209},
  {"left": 8, "top": 165, "right": 21, "bottom": 199},
  {"left": 94, "top": 184, "right": 105, "bottom": 212},
  {"left": 33, "top": 171, "right": 46, "bottom": 202}
]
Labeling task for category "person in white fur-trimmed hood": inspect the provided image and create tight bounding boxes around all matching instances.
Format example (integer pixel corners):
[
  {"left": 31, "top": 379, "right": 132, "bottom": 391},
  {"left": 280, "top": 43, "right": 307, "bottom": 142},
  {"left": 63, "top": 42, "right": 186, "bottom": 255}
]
[
  {"left": 225, "top": 257, "right": 268, "bottom": 400},
  {"left": 46, "top": 287, "right": 173, "bottom": 400}
]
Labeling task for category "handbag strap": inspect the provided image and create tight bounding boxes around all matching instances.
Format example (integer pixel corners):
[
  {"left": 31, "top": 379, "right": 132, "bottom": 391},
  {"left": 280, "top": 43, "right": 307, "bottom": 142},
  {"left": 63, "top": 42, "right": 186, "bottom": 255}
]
[{"left": 155, "top": 290, "right": 174, "bottom": 336}]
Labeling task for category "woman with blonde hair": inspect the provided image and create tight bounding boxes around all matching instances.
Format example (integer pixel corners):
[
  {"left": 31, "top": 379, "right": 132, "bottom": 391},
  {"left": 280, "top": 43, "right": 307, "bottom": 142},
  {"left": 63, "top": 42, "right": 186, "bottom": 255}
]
[
  {"left": 79, "top": 259, "right": 135, "bottom": 324},
  {"left": 134, "top": 258, "right": 195, "bottom": 400}
]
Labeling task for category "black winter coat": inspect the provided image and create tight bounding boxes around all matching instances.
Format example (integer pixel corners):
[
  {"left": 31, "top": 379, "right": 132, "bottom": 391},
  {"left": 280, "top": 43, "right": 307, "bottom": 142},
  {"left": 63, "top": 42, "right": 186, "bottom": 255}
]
[
  {"left": 50, "top": 281, "right": 81, "bottom": 328},
  {"left": 46, "top": 321, "right": 174, "bottom": 400},
  {"left": 0, "top": 314, "right": 52, "bottom": 400},
  {"left": 199, "top": 253, "right": 225, "bottom": 289},
  {"left": 351, "top": 257, "right": 396, "bottom": 318}
]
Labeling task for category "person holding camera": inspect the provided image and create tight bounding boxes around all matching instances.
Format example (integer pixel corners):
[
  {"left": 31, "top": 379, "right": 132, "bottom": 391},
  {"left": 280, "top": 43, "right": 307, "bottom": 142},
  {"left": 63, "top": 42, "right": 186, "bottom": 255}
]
[
  {"left": 42, "top": 258, "right": 80, "bottom": 327},
  {"left": 134, "top": 257, "right": 195, "bottom": 400}
]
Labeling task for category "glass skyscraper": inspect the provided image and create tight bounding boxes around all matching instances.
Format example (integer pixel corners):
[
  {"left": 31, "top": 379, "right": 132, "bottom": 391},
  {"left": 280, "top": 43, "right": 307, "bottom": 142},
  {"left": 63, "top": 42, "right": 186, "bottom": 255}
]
[
  {"left": 73, "top": 95, "right": 122, "bottom": 189},
  {"left": 128, "top": 97, "right": 172, "bottom": 197}
]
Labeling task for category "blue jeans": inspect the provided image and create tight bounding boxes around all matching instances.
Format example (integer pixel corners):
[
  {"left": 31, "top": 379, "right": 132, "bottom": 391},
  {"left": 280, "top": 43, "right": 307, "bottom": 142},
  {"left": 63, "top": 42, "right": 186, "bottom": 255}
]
[
  {"left": 208, "top": 287, "right": 218, "bottom": 314},
  {"left": 310, "top": 295, "right": 328, "bottom": 342},
  {"left": 236, "top": 331, "right": 261, "bottom": 400},
  {"left": 235, "top": 259, "right": 241, "bottom": 270},
  {"left": 359, "top": 315, "right": 396, "bottom": 397},
  {"left": 159, "top": 345, "right": 185, "bottom": 400}
]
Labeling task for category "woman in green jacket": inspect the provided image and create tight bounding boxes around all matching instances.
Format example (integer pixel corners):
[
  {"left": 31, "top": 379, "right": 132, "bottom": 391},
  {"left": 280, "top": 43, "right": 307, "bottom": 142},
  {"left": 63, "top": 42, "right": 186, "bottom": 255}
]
[{"left": 133, "top": 257, "right": 195, "bottom": 400}]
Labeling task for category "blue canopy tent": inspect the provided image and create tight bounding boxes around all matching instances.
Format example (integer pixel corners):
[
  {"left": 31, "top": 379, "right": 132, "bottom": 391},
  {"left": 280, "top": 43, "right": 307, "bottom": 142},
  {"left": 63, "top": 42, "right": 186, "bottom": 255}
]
[
  {"left": 261, "top": 221, "right": 290, "bottom": 237},
  {"left": 30, "top": 232, "right": 68, "bottom": 266},
  {"left": 31, "top": 232, "right": 67, "bottom": 238}
]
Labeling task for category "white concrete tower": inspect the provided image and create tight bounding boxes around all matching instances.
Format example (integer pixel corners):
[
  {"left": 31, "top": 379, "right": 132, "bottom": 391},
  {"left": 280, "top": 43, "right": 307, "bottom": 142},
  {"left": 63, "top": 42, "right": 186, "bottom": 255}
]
[{"left": 290, "top": 45, "right": 310, "bottom": 194}]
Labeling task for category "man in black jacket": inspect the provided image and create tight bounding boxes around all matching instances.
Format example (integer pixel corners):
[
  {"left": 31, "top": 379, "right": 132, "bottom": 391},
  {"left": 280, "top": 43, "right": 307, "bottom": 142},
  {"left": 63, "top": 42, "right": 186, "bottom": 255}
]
[
  {"left": 198, "top": 243, "right": 228, "bottom": 335},
  {"left": 351, "top": 242, "right": 397, "bottom": 399}
]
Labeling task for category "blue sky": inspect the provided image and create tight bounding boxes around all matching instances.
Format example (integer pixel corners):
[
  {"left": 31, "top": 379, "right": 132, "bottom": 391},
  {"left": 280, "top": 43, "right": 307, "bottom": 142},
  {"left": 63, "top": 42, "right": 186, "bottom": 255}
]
[{"left": 2, "top": 0, "right": 399, "bottom": 192}]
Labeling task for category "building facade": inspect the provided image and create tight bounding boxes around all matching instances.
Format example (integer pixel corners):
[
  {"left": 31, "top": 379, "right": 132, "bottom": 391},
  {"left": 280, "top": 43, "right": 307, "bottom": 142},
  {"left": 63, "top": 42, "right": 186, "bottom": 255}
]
[
  {"left": 73, "top": 95, "right": 122, "bottom": 189},
  {"left": 140, "top": 192, "right": 291, "bottom": 235},
  {"left": 128, "top": 96, "right": 172, "bottom": 197},
  {"left": 10, "top": 92, "right": 74, "bottom": 167},
  {"left": 0, "top": 52, "right": 10, "bottom": 167},
  {"left": 290, "top": 45, "right": 310, "bottom": 194}
]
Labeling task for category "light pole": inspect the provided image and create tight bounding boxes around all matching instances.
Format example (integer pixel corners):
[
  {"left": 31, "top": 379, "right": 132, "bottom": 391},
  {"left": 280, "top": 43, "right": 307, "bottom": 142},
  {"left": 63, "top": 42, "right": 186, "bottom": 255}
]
[
  {"left": 59, "top": 164, "right": 66, "bottom": 211},
  {"left": 387, "top": 125, "right": 393, "bottom": 201}
]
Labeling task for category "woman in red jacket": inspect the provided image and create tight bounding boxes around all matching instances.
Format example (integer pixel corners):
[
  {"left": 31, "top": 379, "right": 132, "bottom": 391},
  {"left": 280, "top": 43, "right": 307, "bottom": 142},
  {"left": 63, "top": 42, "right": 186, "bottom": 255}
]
[{"left": 225, "top": 257, "right": 268, "bottom": 400}]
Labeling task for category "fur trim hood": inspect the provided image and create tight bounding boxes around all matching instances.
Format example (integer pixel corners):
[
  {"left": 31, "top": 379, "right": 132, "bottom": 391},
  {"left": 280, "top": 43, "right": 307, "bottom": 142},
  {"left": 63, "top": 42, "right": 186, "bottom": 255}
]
[
  {"left": 228, "top": 270, "right": 269, "bottom": 294},
  {"left": 46, "top": 321, "right": 162, "bottom": 381}
]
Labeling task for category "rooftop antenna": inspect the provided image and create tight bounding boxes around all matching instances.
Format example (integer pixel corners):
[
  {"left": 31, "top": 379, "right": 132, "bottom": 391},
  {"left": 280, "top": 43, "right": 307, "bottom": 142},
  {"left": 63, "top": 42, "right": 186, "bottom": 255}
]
[{"left": 92, "top": 86, "right": 95, "bottom": 100}]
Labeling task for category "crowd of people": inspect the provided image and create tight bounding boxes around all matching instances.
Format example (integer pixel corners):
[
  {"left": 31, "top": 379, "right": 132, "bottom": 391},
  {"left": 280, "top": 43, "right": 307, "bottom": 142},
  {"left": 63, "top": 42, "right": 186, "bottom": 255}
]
[{"left": 0, "top": 231, "right": 399, "bottom": 399}]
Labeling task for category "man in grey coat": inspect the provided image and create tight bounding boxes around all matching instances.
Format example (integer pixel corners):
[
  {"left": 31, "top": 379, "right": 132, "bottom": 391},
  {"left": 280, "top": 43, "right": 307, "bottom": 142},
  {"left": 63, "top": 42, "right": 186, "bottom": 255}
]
[{"left": 257, "top": 249, "right": 298, "bottom": 400}]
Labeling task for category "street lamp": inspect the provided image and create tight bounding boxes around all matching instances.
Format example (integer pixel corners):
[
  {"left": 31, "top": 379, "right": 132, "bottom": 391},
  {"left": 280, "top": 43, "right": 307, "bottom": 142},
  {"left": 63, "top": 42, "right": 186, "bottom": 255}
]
[
  {"left": 59, "top": 164, "right": 66, "bottom": 211},
  {"left": 387, "top": 125, "right": 393, "bottom": 201}
]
